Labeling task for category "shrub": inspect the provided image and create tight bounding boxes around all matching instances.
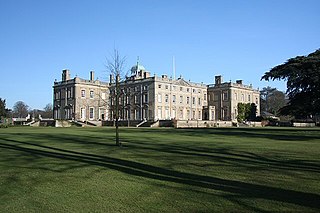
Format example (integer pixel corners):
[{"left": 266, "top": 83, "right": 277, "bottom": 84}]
[{"left": 0, "top": 124, "right": 9, "bottom": 128}]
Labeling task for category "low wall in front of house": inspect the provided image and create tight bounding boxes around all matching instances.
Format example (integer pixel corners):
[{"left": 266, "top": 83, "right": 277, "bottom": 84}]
[
  {"left": 174, "top": 120, "right": 233, "bottom": 128},
  {"left": 293, "top": 122, "right": 316, "bottom": 127},
  {"left": 55, "top": 120, "right": 71, "bottom": 127},
  {"left": 243, "top": 121, "right": 263, "bottom": 127}
]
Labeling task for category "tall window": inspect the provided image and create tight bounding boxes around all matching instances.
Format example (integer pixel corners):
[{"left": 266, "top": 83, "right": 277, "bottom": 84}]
[
  {"left": 172, "top": 109, "right": 176, "bottom": 118},
  {"left": 135, "top": 95, "right": 139, "bottom": 104},
  {"left": 198, "top": 98, "right": 201, "bottom": 105},
  {"left": 55, "top": 91, "right": 60, "bottom": 100},
  {"left": 89, "top": 108, "right": 94, "bottom": 119},
  {"left": 223, "top": 92, "right": 228, "bottom": 101},
  {"left": 157, "top": 107, "right": 162, "bottom": 119},
  {"left": 172, "top": 95, "right": 176, "bottom": 103},
  {"left": 81, "top": 90, "right": 85, "bottom": 98},
  {"left": 187, "top": 97, "right": 190, "bottom": 104},
  {"left": 179, "top": 96, "right": 183, "bottom": 103},
  {"left": 248, "top": 94, "right": 251, "bottom": 102},
  {"left": 67, "top": 88, "right": 71, "bottom": 98},
  {"left": 90, "top": 91, "right": 94, "bottom": 99},
  {"left": 165, "top": 108, "right": 169, "bottom": 119},
  {"left": 144, "top": 94, "right": 148, "bottom": 103},
  {"left": 102, "top": 92, "right": 106, "bottom": 100},
  {"left": 165, "top": 94, "right": 169, "bottom": 103},
  {"left": 214, "top": 94, "right": 219, "bottom": 101},
  {"left": 81, "top": 108, "right": 86, "bottom": 120},
  {"left": 192, "top": 97, "right": 195, "bottom": 105},
  {"left": 158, "top": 93, "right": 162, "bottom": 103},
  {"left": 204, "top": 94, "right": 206, "bottom": 101}
]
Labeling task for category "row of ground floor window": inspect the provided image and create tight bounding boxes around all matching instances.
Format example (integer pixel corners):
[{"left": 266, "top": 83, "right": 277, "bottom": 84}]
[{"left": 54, "top": 105, "right": 240, "bottom": 121}]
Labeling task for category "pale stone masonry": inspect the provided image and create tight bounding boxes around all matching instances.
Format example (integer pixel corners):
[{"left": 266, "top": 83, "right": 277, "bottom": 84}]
[
  {"left": 53, "top": 64, "right": 260, "bottom": 122},
  {"left": 53, "top": 70, "right": 109, "bottom": 121},
  {"left": 109, "top": 64, "right": 207, "bottom": 121},
  {"left": 207, "top": 76, "right": 260, "bottom": 121}
]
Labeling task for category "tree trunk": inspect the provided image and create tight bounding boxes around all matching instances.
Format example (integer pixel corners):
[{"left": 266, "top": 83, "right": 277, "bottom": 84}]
[{"left": 115, "top": 74, "right": 121, "bottom": 146}]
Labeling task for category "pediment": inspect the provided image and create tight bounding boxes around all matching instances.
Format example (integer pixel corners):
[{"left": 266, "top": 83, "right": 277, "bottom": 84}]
[{"left": 174, "top": 78, "right": 191, "bottom": 86}]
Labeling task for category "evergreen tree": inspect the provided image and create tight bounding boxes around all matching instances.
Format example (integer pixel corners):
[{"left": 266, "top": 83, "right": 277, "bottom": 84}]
[
  {"left": 262, "top": 49, "right": 320, "bottom": 118},
  {"left": 0, "top": 98, "right": 7, "bottom": 117}
]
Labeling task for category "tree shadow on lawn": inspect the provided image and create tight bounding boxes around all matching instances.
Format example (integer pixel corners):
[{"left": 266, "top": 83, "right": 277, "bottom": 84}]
[
  {"left": 6, "top": 131, "right": 320, "bottom": 175},
  {"left": 7, "top": 131, "right": 320, "bottom": 176},
  {"left": 124, "top": 141, "right": 320, "bottom": 174},
  {"left": 0, "top": 137, "right": 319, "bottom": 211},
  {"left": 139, "top": 128, "right": 320, "bottom": 141},
  {"left": 21, "top": 132, "right": 320, "bottom": 174}
]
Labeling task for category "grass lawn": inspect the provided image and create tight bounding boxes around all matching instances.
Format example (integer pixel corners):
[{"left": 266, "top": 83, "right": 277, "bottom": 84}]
[{"left": 0, "top": 126, "right": 319, "bottom": 212}]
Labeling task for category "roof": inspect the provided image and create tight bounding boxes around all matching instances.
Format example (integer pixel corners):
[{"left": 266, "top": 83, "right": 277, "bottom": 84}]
[{"left": 131, "top": 64, "right": 146, "bottom": 72}]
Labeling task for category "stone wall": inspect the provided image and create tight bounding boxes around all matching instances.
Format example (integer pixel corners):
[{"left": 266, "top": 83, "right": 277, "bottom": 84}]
[
  {"left": 293, "top": 122, "right": 316, "bottom": 127},
  {"left": 174, "top": 120, "right": 233, "bottom": 128},
  {"left": 55, "top": 120, "right": 71, "bottom": 127}
]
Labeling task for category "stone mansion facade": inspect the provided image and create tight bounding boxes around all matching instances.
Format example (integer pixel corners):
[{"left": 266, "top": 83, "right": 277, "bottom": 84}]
[{"left": 53, "top": 64, "right": 260, "bottom": 122}]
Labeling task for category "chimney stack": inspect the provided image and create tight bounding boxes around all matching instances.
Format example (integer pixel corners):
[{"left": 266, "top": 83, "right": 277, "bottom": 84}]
[
  {"left": 215, "top": 75, "right": 222, "bottom": 85},
  {"left": 236, "top": 80, "right": 243, "bottom": 85},
  {"left": 62, "top": 69, "right": 70, "bottom": 81},
  {"left": 90, "top": 71, "right": 94, "bottom": 81}
]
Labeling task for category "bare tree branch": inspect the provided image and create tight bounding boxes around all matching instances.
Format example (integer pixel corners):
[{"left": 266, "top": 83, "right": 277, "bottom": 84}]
[{"left": 106, "top": 49, "right": 127, "bottom": 147}]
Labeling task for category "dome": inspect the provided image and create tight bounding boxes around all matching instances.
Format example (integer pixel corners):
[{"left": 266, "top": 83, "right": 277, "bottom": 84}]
[
  {"left": 131, "top": 64, "right": 146, "bottom": 76},
  {"left": 131, "top": 64, "right": 146, "bottom": 72}
]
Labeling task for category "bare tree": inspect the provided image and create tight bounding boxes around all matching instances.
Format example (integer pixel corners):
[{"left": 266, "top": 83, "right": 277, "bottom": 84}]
[
  {"left": 13, "top": 101, "right": 29, "bottom": 118},
  {"left": 43, "top": 103, "right": 53, "bottom": 118},
  {"left": 260, "top": 87, "right": 286, "bottom": 115},
  {"left": 106, "top": 49, "right": 126, "bottom": 146}
]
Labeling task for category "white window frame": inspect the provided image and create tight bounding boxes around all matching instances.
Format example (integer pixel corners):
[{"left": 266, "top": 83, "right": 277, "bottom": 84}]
[
  {"left": 165, "top": 94, "right": 169, "bottom": 103},
  {"left": 158, "top": 93, "right": 162, "bottom": 103},
  {"left": 223, "top": 92, "right": 228, "bottom": 101},
  {"left": 81, "top": 107, "right": 86, "bottom": 120},
  {"left": 144, "top": 94, "right": 148, "bottom": 103},
  {"left": 157, "top": 107, "right": 162, "bottom": 119},
  {"left": 81, "top": 89, "right": 86, "bottom": 98},
  {"left": 89, "top": 107, "right": 94, "bottom": 120},
  {"left": 102, "top": 92, "right": 106, "bottom": 100}
]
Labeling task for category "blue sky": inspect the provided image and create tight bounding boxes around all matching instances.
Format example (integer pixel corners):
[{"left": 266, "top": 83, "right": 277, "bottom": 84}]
[{"left": 0, "top": 0, "right": 319, "bottom": 109}]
